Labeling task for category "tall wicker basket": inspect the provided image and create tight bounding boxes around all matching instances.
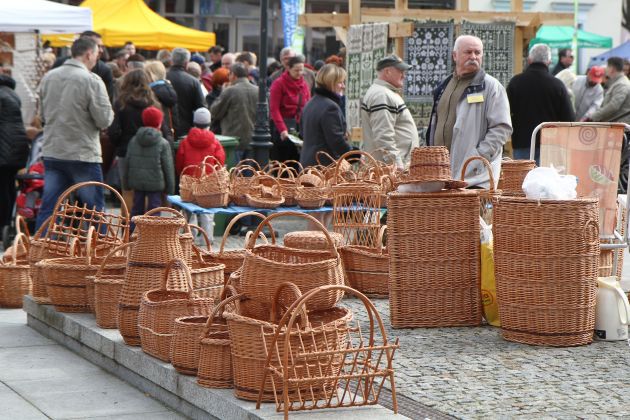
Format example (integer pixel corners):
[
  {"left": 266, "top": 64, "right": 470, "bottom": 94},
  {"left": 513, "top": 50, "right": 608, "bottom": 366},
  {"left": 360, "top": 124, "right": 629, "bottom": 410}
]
[
  {"left": 493, "top": 196, "right": 599, "bottom": 347},
  {"left": 388, "top": 190, "right": 482, "bottom": 328}
]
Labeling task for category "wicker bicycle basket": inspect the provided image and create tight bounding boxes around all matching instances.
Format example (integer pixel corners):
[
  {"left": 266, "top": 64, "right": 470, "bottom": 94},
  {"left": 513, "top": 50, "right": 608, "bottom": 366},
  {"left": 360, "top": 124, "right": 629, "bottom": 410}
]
[
  {"left": 138, "top": 258, "right": 214, "bottom": 362},
  {"left": 0, "top": 233, "right": 32, "bottom": 308},
  {"left": 493, "top": 196, "right": 599, "bottom": 347},
  {"left": 388, "top": 190, "right": 482, "bottom": 328},
  {"left": 225, "top": 282, "right": 352, "bottom": 402},
  {"left": 339, "top": 225, "right": 389, "bottom": 297},
  {"left": 497, "top": 159, "right": 536, "bottom": 196},
  {"left": 257, "top": 285, "right": 399, "bottom": 418},
  {"left": 241, "top": 211, "right": 345, "bottom": 311}
]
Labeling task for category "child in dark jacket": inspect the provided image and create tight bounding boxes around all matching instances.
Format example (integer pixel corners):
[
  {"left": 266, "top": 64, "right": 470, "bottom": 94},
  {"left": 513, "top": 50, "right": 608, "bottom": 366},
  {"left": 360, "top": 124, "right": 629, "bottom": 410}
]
[{"left": 124, "top": 106, "right": 175, "bottom": 220}]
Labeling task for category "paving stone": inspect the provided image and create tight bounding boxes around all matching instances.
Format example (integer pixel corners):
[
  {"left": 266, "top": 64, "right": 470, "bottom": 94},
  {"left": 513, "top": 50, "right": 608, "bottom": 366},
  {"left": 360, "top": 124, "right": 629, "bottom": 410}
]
[{"left": 0, "top": 382, "right": 48, "bottom": 420}]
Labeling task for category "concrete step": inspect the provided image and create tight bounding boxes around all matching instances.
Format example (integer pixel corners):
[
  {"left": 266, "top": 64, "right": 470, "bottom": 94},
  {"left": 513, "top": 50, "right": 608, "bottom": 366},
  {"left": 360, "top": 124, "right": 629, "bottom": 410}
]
[{"left": 23, "top": 296, "right": 407, "bottom": 420}]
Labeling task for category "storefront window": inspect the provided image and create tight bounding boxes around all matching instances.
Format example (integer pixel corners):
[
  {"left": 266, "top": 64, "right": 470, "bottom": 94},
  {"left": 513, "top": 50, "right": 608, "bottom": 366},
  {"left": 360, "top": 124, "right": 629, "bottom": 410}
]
[{"left": 165, "top": 0, "right": 195, "bottom": 14}]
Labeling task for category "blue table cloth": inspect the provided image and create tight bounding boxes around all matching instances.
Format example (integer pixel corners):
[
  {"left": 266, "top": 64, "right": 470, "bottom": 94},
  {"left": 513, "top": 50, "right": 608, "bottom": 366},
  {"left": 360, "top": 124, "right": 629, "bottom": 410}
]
[{"left": 167, "top": 195, "right": 334, "bottom": 214}]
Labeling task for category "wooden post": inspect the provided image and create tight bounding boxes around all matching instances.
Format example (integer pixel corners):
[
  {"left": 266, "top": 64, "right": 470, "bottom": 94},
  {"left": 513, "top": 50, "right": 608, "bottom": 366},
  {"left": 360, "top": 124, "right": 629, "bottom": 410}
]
[
  {"left": 512, "top": 0, "right": 525, "bottom": 76},
  {"left": 349, "top": 0, "right": 361, "bottom": 25},
  {"left": 512, "top": 0, "right": 524, "bottom": 12},
  {"left": 394, "top": 0, "right": 408, "bottom": 57},
  {"left": 457, "top": 0, "right": 469, "bottom": 11}
]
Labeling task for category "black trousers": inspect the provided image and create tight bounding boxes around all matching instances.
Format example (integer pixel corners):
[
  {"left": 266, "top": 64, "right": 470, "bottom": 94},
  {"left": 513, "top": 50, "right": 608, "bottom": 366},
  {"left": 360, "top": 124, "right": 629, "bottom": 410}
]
[
  {"left": 0, "top": 166, "right": 19, "bottom": 227},
  {"left": 270, "top": 120, "right": 300, "bottom": 163}
]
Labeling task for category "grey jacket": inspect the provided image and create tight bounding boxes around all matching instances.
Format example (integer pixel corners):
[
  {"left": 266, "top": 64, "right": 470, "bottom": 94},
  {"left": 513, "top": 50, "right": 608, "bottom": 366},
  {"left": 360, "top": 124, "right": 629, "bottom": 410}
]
[
  {"left": 591, "top": 74, "right": 630, "bottom": 124},
  {"left": 427, "top": 70, "right": 512, "bottom": 188},
  {"left": 39, "top": 59, "right": 113, "bottom": 163},
  {"left": 210, "top": 78, "right": 258, "bottom": 150},
  {"left": 360, "top": 79, "right": 421, "bottom": 168},
  {"left": 573, "top": 76, "right": 604, "bottom": 121}
]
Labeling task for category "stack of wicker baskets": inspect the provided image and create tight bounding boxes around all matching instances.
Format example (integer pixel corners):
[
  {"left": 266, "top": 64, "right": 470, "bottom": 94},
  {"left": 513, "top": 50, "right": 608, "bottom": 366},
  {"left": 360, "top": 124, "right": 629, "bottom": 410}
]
[
  {"left": 493, "top": 196, "right": 599, "bottom": 346},
  {"left": 388, "top": 147, "right": 481, "bottom": 328}
]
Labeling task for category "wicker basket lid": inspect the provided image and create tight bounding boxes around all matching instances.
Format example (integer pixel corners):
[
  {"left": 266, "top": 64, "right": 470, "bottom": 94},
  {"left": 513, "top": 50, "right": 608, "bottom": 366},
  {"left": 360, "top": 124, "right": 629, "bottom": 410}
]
[{"left": 398, "top": 146, "right": 467, "bottom": 189}]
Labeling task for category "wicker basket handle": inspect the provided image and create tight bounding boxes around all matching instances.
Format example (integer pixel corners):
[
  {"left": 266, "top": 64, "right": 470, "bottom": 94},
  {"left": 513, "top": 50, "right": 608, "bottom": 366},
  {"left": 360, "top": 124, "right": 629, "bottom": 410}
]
[
  {"left": 248, "top": 211, "right": 339, "bottom": 259},
  {"left": 244, "top": 230, "right": 269, "bottom": 246},
  {"left": 315, "top": 150, "right": 336, "bottom": 166},
  {"left": 84, "top": 226, "right": 97, "bottom": 265},
  {"left": 231, "top": 164, "right": 258, "bottom": 181},
  {"left": 143, "top": 206, "right": 186, "bottom": 219},
  {"left": 278, "top": 166, "right": 297, "bottom": 180},
  {"left": 188, "top": 224, "right": 212, "bottom": 252},
  {"left": 96, "top": 242, "right": 132, "bottom": 277},
  {"left": 161, "top": 258, "right": 194, "bottom": 293},
  {"left": 460, "top": 156, "right": 495, "bottom": 192},
  {"left": 15, "top": 215, "right": 31, "bottom": 238},
  {"left": 583, "top": 218, "right": 600, "bottom": 246},
  {"left": 262, "top": 160, "right": 282, "bottom": 174},
  {"left": 201, "top": 291, "right": 242, "bottom": 338},
  {"left": 181, "top": 164, "right": 201, "bottom": 178},
  {"left": 334, "top": 150, "right": 382, "bottom": 184},
  {"left": 235, "top": 159, "right": 261, "bottom": 171},
  {"left": 282, "top": 160, "right": 304, "bottom": 173},
  {"left": 270, "top": 281, "right": 309, "bottom": 328},
  {"left": 7, "top": 233, "right": 29, "bottom": 266},
  {"left": 47, "top": 181, "right": 129, "bottom": 240},
  {"left": 219, "top": 211, "right": 272, "bottom": 254}
]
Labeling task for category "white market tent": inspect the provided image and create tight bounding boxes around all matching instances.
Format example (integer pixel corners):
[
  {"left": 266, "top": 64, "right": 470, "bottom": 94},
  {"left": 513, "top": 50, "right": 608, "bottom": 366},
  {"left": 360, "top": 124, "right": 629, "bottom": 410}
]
[{"left": 0, "top": 0, "right": 92, "bottom": 34}]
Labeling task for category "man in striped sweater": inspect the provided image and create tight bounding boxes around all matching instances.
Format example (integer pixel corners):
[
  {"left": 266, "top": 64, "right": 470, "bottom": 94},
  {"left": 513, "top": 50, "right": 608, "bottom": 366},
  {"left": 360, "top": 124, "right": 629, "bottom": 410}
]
[{"left": 361, "top": 55, "right": 421, "bottom": 170}]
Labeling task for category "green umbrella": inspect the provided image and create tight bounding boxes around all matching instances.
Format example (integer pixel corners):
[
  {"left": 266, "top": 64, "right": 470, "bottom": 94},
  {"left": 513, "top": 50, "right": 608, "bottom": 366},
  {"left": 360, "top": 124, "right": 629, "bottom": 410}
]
[{"left": 530, "top": 25, "right": 612, "bottom": 49}]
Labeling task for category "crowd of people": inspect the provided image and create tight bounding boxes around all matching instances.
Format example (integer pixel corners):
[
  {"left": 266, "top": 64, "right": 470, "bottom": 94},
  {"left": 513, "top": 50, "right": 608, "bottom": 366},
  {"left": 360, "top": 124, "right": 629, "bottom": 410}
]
[{"left": 1, "top": 29, "right": 630, "bottom": 237}]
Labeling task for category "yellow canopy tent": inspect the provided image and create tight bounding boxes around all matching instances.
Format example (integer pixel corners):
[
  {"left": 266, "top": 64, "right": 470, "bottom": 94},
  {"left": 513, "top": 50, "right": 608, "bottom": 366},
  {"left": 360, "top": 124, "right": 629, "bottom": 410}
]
[{"left": 44, "top": 0, "right": 215, "bottom": 51}]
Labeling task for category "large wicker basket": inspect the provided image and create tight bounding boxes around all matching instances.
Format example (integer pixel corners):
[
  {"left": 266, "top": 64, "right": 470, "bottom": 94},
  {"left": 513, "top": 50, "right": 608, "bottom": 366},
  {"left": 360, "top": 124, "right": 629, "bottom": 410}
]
[
  {"left": 138, "top": 259, "right": 214, "bottom": 362},
  {"left": 388, "top": 190, "right": 482, "bottom": 328},
  {"left": 493, "top": 196, "right": 599, "bottom": 347},
  {"left": 0, "top": 233, "right": 32, "bottom": 308},
  {"left": 225, "top": 282, "right": 351, "bottom": 402},
  {"left": 340, "top": 225, "right": 389, "bottom": 297},
  {"left": 241, "top": 212, "right": 344, "bottom": 311}
]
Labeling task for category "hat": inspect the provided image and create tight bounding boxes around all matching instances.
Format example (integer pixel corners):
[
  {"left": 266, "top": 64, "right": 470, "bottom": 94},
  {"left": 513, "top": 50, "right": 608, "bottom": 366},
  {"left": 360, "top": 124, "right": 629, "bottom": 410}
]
[
  {"left": 191, "top": 53, "right": 206, "bottom": 65},
  {"left": 141, "top": 106, "right": 163, "bottom": 129},
  {"left": 398, "top": 146, "right": 467, "bottom": 189},
  {"left": 193, "top": 108, "right": 211, "bottom": 126},
  {"left": 587, "top": 66, "right": 605, "bottom": 84},
  {"left": 376, "top": 55, "right": 411, "bottom": 72}
]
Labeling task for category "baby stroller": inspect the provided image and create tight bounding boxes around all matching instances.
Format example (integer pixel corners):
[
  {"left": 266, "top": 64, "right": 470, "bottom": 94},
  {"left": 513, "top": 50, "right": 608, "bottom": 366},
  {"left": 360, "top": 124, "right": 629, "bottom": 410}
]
[{"left": 1, "top": 133, "right": 44, "bottom": 249}]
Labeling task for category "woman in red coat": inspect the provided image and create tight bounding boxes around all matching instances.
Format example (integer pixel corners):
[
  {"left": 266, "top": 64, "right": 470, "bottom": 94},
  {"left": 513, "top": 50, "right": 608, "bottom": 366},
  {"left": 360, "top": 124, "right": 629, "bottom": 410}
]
[{"left": 269, "top": 55, "right": 311, "bottom": 163}]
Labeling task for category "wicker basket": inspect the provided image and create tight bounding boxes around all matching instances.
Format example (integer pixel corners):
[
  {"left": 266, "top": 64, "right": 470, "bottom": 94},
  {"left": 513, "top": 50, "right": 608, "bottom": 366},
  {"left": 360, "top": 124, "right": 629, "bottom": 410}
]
[
  {"left": 277, "top": 166, "right": 299, "bottom": 207},
  {"left": 283, "top": 230, "right": 343, "bottom": 250},
  {"left": 295, "top": 169, "right": 328, "bottom": 209},
  {"left": 197, "top": 291, "right": 241, "bottom": 387},
  {"left": 192, "top": 157, "right": 230, "bottom": 208},
  {"left": 171, "top": 316, "right": 208, "bottom": 375},
  {"left": 497, "top": 159, "right": 536, "bottom": 196},
  {"left": 119, "top": 209, "right": 187, "bottom": 346},
  {"left": 92, "top": 243, "right": 132, "bottom": 328},
  {"left": 229, "top": 165, "right": 257, "bottom": 206},
  {"left": 43, "top": 227, "right": 125, "bottom": 313},
  {"left": 493, "top": 196, "right": 599, "bottom": 347},
  {"left": 179, "top": 164, "right": 201, "bottom": 203},
  {"left": 340, "top": 225, "right": 389, "bottom": 297},
  {"left": 202, "top": 211, "right": 271, "bottom": 283},
  {"left": 246, "top": 174, "right": 285, "bottom": 209},
  {"left": 225, "top": 282, "right": 351, "bottom": 402},
  {"left": 0, "top": 233, "right": 32, "bottom": 308},
  {"left": 2, "top": 216, "right": 30, "bottom": 263},
  {"left": 190, "top": 247, "right": 225, "bottom": 299},
  {"left": 241, "top": 212, "right": 344, "bottom": 311},
  {"left": 138, "top": 259, "right": 214, "bottom": 362},
  {"left": 388, "top": 190, "right": 482, "bottom": 328}
]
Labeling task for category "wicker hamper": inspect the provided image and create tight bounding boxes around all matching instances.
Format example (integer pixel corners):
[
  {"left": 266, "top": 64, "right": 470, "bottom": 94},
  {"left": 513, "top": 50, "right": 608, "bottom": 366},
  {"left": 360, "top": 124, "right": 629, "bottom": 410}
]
[
  {"left": 493, "top": 196, "right": 599, "bottom": 347},
  {"left": 388, "top": 190, "right": 482, "bottom": 328}
]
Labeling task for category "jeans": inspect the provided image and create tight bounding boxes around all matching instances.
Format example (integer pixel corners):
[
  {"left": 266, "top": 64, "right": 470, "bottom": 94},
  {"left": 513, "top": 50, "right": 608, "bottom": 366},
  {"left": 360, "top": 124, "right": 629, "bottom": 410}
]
[
  {"left": 36, "top": 159, "right": 104, "bottom": 230},
  {"left": 131, "top": 191, "right": 163, "bottom": 231},
  {"left": 513, "top": 148, "right": 540, "bottom": 166}
]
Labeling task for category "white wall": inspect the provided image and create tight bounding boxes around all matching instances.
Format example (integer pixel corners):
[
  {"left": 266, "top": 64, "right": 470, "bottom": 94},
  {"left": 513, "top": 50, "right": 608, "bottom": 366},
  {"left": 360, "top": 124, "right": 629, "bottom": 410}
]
[{"left": 469, "top": 0, "right": 623, "bottom": 74}]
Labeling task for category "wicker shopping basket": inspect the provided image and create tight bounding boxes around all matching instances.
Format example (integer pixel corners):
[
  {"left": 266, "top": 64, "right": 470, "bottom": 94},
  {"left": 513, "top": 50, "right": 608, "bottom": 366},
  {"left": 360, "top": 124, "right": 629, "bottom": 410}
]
[
  {"left": 246, "top": 174, "right": 285, "bottom": 209},
  {"left": 229, "top": 165, "right": 257, "bottom": 206},
  {"left": 388, "top": 190, "right": 482, "bottom": 328},
  {"left": 295, "top": 169, "right": 327, "bottom": 209},
  {"left": 340, "top": 225, "right": 389, "bottom": 297},
  {"left": 179, "top": 164, "right": 202, "bottom": 203},
  {"left": 0, "top": 233, "right": 32, "bottom": 308},
  {"left": 497, "top": 159, "right": 536, "bottom": 196},
  {"left": 86, "top": 242, "right": 128, "bottom": 313},
  {"left": 171, "top": 316, "right": 208, "bottom": 375},
  {"left": 2, "top": 215, "right": 30, "bottom": 263},
  {"left": 276, "top": 165, "right": 299, "bottom": 207},
  {"left": 138, "top": 258, "right": 214, "bottom": 362},
  {"left": 93, "top": 243, "right": 132, "bottom": 328},
  {"left": 192, "top": 156, "right": 230, "bottom": 208},
  {"left": 283, "top": 230, "right": 343, "bottom": 251},
  {"left": 241, "top": 211, "right": 345, "bottom": 311},
  {"left": 493, "top": 196, "right": 599, "bottom": 347},
  {"left": 225, "top": 282, "right": 352, "bottom": 402}
]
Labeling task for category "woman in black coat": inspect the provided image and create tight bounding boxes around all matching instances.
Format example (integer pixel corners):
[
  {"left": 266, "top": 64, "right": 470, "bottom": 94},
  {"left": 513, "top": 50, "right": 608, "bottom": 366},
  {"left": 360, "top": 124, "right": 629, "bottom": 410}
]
[
  {"left": 299, "top": 64, "right": 351, "bottom": 168},
  {"left": 0, "top": 74, "right": 30, "bottom": 228},
  {"left": 145, "top": 60, "right": 178, "bottom": 138}
]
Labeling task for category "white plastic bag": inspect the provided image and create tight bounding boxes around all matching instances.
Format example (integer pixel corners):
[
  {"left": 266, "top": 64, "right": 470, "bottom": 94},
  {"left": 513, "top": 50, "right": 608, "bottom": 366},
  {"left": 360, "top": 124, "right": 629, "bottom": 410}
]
[{"left": 522, "top": 166, "right": 577, "bottom": 200}]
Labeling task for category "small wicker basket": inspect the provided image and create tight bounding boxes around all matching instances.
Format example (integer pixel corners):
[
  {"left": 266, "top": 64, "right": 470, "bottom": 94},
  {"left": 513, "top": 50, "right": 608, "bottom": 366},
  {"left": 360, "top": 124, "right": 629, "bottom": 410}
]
[{"left": 0, "top": 233, "right": 32, "bottom": 308}]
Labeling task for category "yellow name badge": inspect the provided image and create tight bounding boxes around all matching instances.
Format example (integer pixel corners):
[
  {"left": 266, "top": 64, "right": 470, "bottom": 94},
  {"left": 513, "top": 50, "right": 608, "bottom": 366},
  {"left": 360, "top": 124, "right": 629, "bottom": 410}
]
[{"left": 467, "top": 93, "right": 484, "bottom": 104}]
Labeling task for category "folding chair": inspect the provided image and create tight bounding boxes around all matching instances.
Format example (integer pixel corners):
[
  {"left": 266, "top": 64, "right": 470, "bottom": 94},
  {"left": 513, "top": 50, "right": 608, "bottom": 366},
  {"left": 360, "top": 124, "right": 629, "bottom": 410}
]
[{"left": 530, "top": 122, "right": 630, "bottom": 277}]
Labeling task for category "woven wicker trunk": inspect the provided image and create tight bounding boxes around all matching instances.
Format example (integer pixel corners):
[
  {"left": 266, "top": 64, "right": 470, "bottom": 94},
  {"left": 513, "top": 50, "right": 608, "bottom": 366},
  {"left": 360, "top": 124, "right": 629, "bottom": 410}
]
[
  {"left": 388, "top": 190, "right": 482, "bottom": 328},
  {"left": 493, "top": 196, "right": 599, "bottom": 347}
]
